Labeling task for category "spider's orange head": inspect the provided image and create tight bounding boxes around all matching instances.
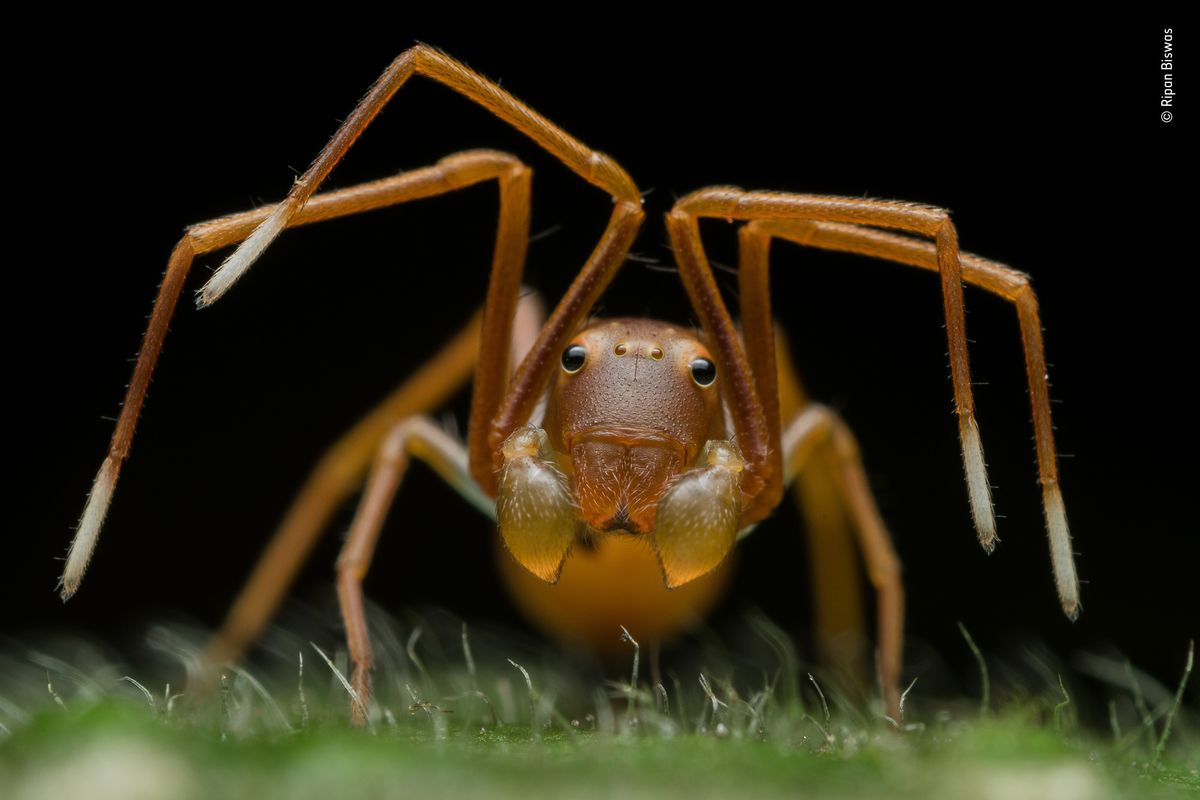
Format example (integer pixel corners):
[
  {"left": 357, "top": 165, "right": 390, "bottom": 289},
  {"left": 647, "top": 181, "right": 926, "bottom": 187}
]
[{"left": 546, "top": 318, "right": 725, "bottom": 536}]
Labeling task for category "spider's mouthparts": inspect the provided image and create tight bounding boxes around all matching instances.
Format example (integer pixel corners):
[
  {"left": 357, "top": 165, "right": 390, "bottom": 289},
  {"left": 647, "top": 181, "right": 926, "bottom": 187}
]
[
  {"left": 570, "top": 436, "right": 682, "bottom": 536},
  {"left": 496, "top": 428, "right": 576, "bottom": 584},
  {"left": 652, "top": 457, "right": 742, "bottom": 589}
]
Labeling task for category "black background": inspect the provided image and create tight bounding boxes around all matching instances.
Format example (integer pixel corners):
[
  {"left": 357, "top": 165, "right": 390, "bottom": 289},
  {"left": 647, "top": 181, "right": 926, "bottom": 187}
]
[{"left": 6, "top": 20, "right": 1194, "bottom": 707}]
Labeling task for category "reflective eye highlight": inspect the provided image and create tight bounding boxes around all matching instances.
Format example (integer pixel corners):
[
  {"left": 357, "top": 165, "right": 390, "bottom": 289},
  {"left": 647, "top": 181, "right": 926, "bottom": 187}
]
[
  {"left": 561, "top": 344, "right": 588, "bottom": 373},
  {"left": 690, "top": 357, "right": 717, "bottom": 386}
]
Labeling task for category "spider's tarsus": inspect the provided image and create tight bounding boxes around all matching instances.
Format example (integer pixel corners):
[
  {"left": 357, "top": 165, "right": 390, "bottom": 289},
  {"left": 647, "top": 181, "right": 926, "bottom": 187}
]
[
  {"left": 199, "top": 201, "right": 291, "bottom": 306},
  {"left": 960, "top": 414, "right": 997, "bottom": 551},
  {"left": 61, "top": 457, "right": 117, "bottom": 601},
  {"left": 1044, "top": 485, "right": 1080, "bottom": 620}
]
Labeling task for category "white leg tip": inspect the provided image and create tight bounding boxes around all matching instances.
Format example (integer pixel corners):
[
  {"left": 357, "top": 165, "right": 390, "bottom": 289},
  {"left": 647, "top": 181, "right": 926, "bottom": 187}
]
[
  {"left": 61, "top": 458, "right": 117, "bottom": 600},
  {"left": 960, "top": 415, "right": 997, "bottom": 551},
  {"left": 1044, "top": 486, "right": 1080, "bottom": 620},
  {"left": 196, "top": 205, "right": 289, "bottom": 307}
]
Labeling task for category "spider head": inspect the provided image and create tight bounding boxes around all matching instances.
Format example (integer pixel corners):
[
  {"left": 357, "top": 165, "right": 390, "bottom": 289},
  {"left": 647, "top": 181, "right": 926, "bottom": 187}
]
[
  {"left": 497, "top": 318, "right": 735, "bottom": 586},
  {"left": 547, "top": 319, "right": 724, "bottom": 536}
]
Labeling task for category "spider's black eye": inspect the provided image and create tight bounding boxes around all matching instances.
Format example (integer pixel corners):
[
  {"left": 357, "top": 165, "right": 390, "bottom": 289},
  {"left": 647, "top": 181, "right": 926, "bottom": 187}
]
[
  {"left": 561, "top": 344, "right": 588, "bottom": 374},
  {"left": 690, "top": 357, "right": 717, "bottom": 387}
]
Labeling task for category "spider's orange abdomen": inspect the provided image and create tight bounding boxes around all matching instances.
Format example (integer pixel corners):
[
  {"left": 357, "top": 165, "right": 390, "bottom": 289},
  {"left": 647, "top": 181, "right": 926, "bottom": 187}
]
[{"left": 495, "top": 534, "right": 734, "bottom": 658}]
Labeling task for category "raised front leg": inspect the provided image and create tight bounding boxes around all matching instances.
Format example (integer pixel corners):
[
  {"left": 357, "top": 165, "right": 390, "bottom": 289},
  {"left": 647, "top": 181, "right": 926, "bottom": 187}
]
[
  {"left": 65, "top": 150, "right": 533, "bottom": 601},
  {"left": 187, "top": 45, "right": 646, "bottom": 495},
  {"left": 71, "top": 46, "right": 651, "bottom": 602}
]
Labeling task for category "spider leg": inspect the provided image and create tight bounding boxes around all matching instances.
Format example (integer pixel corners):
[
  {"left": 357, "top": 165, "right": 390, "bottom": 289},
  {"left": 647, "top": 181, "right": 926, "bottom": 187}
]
[
  {"left": 190, "top": 46, "right": 644, "bottom": 494},
  {"left": 64, "top": 151, "right": 531, "bottom": 600},
  {"left": 780, "top": 403, "right": 905, "bottom": 724},
  {"left": 668, "top": 190, "right": 993, "bottom": 548},
  {"left": 333, "top": 293, "right": 549, "bottom": 727},
  {"left": 743, "top": 219, "right": 1078, "bottom": 617},
  {"left": 204, "top": 291, "right": 546, "bottom": 667},
  {"left": 199, "top": 45, "right": 640, "bottom": 306},
  {"left": 773, "top": 331, "right": 869, "bottom": 695},
  {"left": 334, "top": 417, "right": 483, "bottom": 727},
  {"left": 741, "top": 230, "right": 905, "bottom": 720},
  {"left": 75, "top": 50, "right": 646, "bottom": 680}
]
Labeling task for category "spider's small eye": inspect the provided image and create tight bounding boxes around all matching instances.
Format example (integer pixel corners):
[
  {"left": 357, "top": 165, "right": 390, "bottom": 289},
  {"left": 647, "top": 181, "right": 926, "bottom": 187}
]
[
  {"left": 690, "top": 357, "right": 717, "bottom": 387},
  {"left": 561, "top": 344, "right": 588, "bottom": 373}
]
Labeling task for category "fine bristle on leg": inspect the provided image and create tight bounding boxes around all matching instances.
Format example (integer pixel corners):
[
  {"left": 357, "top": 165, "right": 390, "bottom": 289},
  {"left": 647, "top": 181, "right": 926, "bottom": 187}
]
[
  {"left": 1044, "top": 485, "right": 1080, "bottom": 619},
  {"left": 960, "top": 414, "right": 997, "bottom": 552},
  {"left": 61, "top": 457, "right": 117, "bottom": 600}
]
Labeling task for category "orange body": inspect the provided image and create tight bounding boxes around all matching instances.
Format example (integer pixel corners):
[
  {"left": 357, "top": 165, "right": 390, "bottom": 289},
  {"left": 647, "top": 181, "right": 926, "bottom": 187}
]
[{"left": 497, "top": 534, "right": 734, "bottom": 658}]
